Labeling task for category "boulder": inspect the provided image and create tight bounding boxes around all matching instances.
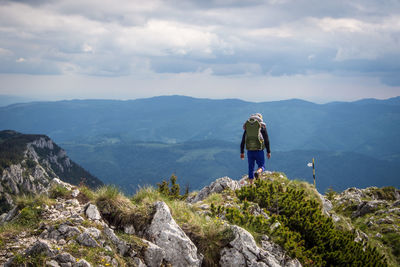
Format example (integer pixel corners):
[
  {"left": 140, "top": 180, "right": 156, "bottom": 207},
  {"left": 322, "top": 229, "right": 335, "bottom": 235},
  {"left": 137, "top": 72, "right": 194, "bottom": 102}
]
[
  {"left": 220, "top": 225, "right": 301, "bottom": 267},
  {"left": 143, "top": 240, "right": 166, "bottom": 267},
  {"left": 220, "top": 225, "right": 268, "bottom": 267},
  {"left": 85, "top": 227, "right": 101, "bottom": 239},
  {"left": 76, "top": 232, "right": 99, "bottom": 247},
  {"left": 145, "top": 201, "right": 202, "bottom": 267},
  {"left": 25, "top": 240, "right": 55, "bottom": 257},
  {"left": 58, "top": 224, "right": 81, "bottom": 238},
  {"left": 124, "top": 224, "right": 136, "bottom": 235},
  {"left": 188, "top": 177, "right": 239, "bottom": 203},
  {"left": 85, "top": 204, "right": 101, "bottom": 220},
  {"left": 2, "top": 206, "right": 18, "bottom": 223},
  {"left": 261, "top": 237, "right": 302, "bottom": 267},
  {"left": 56, "top": 253, "right": 76, "bottom": 263},
  {"left": 71, "top": 189, "right": 80, "bottom": 198}
]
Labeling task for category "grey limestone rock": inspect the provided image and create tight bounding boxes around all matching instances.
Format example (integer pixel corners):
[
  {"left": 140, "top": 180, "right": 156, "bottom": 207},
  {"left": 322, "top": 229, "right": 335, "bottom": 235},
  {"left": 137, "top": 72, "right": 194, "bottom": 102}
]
[
  {"left": 85, "top": 227, "right": 101, "bottom": 239},
  {"left": 143, "top": 239, "right": 165, "bottom": 267},
  {"left": 317, "top": 193, "right": 333, "bottom": 215},
  {"left": 74, "top": 259, "right": 91, "bottom": 267},
  {"left": 0, "top": 213, "right": 7, "bottom": 223},
  {"left": 335, "top": 187, "right": 364, "bottom": 206},
  {"left": 71, "top": 189, "right": 80, "bottom": 198},
  {"left": 145, "top": 201, "right": 202, "bottom": 267},
  {"left": 124, "top": 224, "right": 135, "bottom": 235},
  {"left": 46, "top": 260, "right": 61, "bottom": 267},
  {"left": 392, "top": 200, "right": 400, "bottom": 207},
  {"left": 103, "top": 226, "right": 132, "bottom": 256},
  {"left": 220, "top": 225, "right": 301, "bottom": 267},
  {"left": 58, "top": 224, "right": 81, "bottom": 238},
  {"left": 85, "top": 204, "right": 101, "bottom": 220},
  {"left": 261, "top": 237, "right": 302, "bottom": 267},
  {"left": 352, "top": 200, "right": 382, "bottom": 218},
  {"left": 56, "top": 253, "right": 76, "bottom": 263},
  {"left": 2, "top": 206, "right": 18, "bottom": 223},
  {"left": 220, "top": 247, "right": 247, "bottom": 266},
  {"left": 25, "top": 240, "right": 55, "bottom": 257},
  {"left": 133, "top": 257, "right": 147, "bottom": 267},
  {"left": 76, "top": 232, "right": 99, "bottom": 247},
  {"left": 188, "top": 177, "right": 239, "bottom": 203}
]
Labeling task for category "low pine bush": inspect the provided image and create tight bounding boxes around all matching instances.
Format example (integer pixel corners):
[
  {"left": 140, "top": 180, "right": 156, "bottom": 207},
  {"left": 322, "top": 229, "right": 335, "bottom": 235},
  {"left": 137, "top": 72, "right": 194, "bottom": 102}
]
[{"left": 216, "top": 179, "right": 387, "bottom": 266}]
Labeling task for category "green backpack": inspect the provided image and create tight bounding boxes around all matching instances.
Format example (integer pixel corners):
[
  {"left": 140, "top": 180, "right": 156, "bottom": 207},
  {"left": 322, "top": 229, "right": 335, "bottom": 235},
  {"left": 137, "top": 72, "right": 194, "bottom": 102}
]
[{"left": 245, "top": 118, "right": 265, "bottom": 151}]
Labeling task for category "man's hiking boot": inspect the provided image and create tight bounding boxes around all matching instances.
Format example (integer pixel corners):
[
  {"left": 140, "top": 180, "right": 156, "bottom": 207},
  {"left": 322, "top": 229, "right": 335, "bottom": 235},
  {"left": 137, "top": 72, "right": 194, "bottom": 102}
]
[{"left": 254, "top": 168, "right": 263, "bottom": 179}]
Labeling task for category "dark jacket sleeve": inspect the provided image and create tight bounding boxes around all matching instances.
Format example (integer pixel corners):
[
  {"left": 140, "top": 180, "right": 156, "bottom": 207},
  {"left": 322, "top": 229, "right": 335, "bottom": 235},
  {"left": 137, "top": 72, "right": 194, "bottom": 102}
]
[
  {"left": 261, "top": 128, "right": 271, "bottom": 153},
  {"left": 240, "top": 130, "right": 246, "bottom": 154}
]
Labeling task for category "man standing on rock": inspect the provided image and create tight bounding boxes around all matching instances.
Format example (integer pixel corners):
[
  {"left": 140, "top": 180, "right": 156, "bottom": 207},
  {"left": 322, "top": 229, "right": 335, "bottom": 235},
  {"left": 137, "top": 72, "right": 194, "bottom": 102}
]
[{"left": 240, "top": 113, "right": 271, "bottom": 184}]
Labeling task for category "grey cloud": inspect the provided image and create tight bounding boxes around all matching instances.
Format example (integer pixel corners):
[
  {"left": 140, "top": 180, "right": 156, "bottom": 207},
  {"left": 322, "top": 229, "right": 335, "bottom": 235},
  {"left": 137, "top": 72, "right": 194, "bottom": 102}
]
[
  {"left": 0, "top": 0, "right": 399, "bottom": 89},
  {"left": 0, "top": 57, "right": 61, "bottom": 75},
  {"left": 0, "top": 0, "right": 53, "bottom": 5}
]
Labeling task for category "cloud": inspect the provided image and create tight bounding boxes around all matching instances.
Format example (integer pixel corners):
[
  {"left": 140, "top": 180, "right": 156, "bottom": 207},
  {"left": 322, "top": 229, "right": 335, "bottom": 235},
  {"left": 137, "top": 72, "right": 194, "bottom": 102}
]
[{"left": 0, "top": 0, "right": 399, "bottom": 90}]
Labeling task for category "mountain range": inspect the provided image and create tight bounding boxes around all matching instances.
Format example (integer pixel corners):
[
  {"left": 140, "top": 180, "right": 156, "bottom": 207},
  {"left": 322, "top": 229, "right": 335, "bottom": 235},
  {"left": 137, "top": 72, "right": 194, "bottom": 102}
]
[{"left": 0, "top": 95, "right": 399, "bottom": 193}]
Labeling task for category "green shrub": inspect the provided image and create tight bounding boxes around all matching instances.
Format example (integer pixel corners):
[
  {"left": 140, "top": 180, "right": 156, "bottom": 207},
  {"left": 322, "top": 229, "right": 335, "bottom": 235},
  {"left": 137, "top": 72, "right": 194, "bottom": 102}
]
[
  {"left": 381, "top": 233, "right": 400, "bottom": 263},
  {"left": 325, "top": 186, "right": 337, "bottom": 201},
  {"left": 79, "top": 185, "right": 96, "bottom": 201},
  {"left": 216, "top": 178, "right": 387, "bottom": 266},
  {"left": 157, "top": 174, "right": 187, "bottom": 200},
  {"left": 13, "top": 194, "right": 51, "bottom": 228}
]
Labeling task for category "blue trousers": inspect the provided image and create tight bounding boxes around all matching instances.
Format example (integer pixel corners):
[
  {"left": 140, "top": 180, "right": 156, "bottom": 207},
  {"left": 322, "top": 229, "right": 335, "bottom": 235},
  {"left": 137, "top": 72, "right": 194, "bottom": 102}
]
[{"left": 247, "top": 150, "right": 265, "bottom": 179}]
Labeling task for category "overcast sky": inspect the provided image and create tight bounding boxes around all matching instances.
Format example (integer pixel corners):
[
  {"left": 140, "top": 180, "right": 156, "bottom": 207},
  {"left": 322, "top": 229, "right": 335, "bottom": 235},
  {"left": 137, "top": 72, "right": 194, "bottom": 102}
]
[{"left": 0, "top": 0, "right": 399, "bottom": 103}]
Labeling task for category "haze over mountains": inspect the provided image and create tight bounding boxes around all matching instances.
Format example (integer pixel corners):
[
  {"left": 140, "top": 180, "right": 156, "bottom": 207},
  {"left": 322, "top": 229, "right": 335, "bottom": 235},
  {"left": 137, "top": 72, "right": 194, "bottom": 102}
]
[{"left": 0, "top": 95, "right": 399, "bottom": 193}]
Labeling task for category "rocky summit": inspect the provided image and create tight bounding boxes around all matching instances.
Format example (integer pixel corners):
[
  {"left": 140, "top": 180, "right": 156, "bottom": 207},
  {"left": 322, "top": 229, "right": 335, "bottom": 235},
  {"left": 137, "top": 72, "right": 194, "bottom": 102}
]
[
  {"left": 0, "top": 175, "right": 304, "bottom": 267},
  {"left": 0, "top": 171, "right": 399, "bottom": 266}
]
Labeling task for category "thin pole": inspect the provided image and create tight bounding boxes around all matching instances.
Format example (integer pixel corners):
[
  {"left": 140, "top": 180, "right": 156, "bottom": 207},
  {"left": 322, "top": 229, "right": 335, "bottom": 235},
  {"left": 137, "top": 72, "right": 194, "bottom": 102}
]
[{"left": 313, "top": 158, "right": 316, "bottom": 187}]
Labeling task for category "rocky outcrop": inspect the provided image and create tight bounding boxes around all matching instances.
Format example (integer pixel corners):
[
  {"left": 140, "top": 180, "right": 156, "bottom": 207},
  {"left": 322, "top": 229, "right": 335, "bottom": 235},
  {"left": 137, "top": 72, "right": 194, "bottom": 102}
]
[
  {"left": 145, "top": 201, "right": 202, "bottom": 266},
  {"left": 352, "top": 200, "right": 386, "bottom": 218},
  {"left": 0, "top": 178, "right": 143, "bottom": 266},
  {"left": 188, "top": 176, "right": 239, "bottom": 203},
  {"left": 220, "top": 225, "right": 301, "bottom": 267},
  {"left": 0, "top": 169, "right": 309, "bottom": 266},
  {"left": 0, "top": 132, "right": 102, "bottom": 215},
  {"left": 142, "top": 240, "right": 165, "bottom": 267},
  {"left": 317, "top": 192, "right": 333, "bottom": 216},
  {"left": 0, "top": 163, "right": 51, "bottom": 214}
]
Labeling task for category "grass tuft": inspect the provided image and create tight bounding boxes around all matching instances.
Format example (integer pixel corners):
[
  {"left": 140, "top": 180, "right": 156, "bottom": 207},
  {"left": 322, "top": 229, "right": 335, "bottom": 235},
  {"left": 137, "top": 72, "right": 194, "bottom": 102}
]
[
  {"left": 95, "top": 185, "right": 150, "bottom": 232},
  {"left": 49, "top": 184, "right": 70, "bottom": 199}
]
